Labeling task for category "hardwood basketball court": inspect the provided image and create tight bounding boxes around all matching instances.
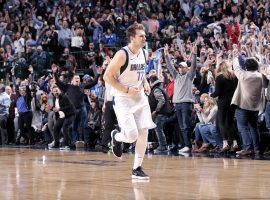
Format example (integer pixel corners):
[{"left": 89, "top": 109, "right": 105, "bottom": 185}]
[{"left": 0, "top": 147, "right": 270, "bottom": 199}]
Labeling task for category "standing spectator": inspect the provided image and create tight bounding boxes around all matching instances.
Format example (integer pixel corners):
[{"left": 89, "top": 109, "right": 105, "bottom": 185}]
[
  {"left": 49, "top": 85, "right": 75, "bottom": 149},
  {"left": 210, "top": 60, "right": 239, "bottom": 153},
  {"left": 232, "top": 49, "right": 266, "bottom": 156},
  {"left": 0, "top": 84, "right": 11, "bottom": 145},
  {"left": 40, "top": 27, "right": 58, "bottom": 53},
  {"left": 13, "top": 32, "right": 25, "bottom": 54},
  {"left": 30, "top": 45, "right": 48, "bottom": 77},
  {"left": 147, "top": 14, "right": 159, "bottom": 39},
  {"left": 71, "top": 27, "right": 84, "bottom": 52},
  {"left": 164, "top": 43, "right": 197, "bottom": 153},
  {"left": 59, "top": 48, "right": 77, "bottom": 79},
  {"left": 101, "top": 28, "right": 117, "bottom": 47},
  {"left": 55, "top": 14, "right": 73, "bottom": 52},
  {"left": 149, "top": 75, "right": 171, "bottom": 153},
  {"left": 5, "top": 85, "right": 16, "bottom": 144},
  {"left": 52, "top": 64, "right": 102, "bottom": 147},
  {"left": 224, "top": 17, "right": 240, "bottom": 45}
]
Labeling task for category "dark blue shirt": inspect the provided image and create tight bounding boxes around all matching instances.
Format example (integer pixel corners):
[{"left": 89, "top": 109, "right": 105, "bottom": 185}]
[{"left": 16, "top": 96, "right": 30, "bottom": 113}]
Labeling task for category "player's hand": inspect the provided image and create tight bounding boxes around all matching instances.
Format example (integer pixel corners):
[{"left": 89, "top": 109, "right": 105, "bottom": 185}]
[
  {"left": 144, "top": 84, "right": 151, "bottom": 95},
  {"left": 128, "top": 87, "right": 140, "bottom": 96}
]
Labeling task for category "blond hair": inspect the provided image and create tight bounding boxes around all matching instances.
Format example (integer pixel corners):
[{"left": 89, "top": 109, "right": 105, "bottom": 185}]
[
  {"left": 216, "top": 61, "right": 235, "bottom": 80},
  {"left": 203, "top": 97, "right": 216, "bottom": 115},
  {"left": 126, "top": 23, "right": 145, "bottom": 43}
]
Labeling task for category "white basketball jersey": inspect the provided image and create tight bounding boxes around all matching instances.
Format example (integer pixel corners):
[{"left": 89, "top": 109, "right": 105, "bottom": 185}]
[{"left": 112, "top": 46, "right": 146, "bottom": 97}]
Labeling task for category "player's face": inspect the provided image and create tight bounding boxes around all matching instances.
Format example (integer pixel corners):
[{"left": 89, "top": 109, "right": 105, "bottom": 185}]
[{"left": 132, "top": 30, "right": 146, "bottom": 48}]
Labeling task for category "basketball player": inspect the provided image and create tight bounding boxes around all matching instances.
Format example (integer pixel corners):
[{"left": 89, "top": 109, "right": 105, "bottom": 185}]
[{"left": 103, "top": 23, "right": 156, "bottom": 180}]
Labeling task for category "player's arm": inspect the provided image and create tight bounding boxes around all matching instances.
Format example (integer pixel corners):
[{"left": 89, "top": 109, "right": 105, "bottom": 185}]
[
  {"left": 142, "top": 76, "right": 151, "bottom": 95},
  {"left": 103, "top": 50, "right": 128, "bottom": 93}
]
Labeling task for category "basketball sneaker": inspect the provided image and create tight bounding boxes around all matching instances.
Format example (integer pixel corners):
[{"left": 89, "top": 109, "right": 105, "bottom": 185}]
[
  {"left": 48, "top": 141, "right": 55, "bottom": 148},
  {"left": 111, "top": 130, "right": 123, "bottom": 158},
  {"left": 59, "top": 146, "right": 70, "bottom": 151},
  {"left": 132, "top": 167, "right": 149, "bottom": 180},
  {"left": 48, "top": 142, "right": 59, "bottom": 150}
]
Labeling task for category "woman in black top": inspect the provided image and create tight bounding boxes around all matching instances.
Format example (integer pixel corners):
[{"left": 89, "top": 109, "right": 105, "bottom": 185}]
[{"left": 211, "top": 61, "right": 238, "bottom": 152}]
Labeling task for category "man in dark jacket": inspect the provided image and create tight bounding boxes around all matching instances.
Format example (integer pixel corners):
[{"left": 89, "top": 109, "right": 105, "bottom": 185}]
[
  {"left": 52, "top": 63, "right": 103, "bottom": 147},
  {"left": 149, "top": 75, "right": 171, "bottom": 153},
  {"left": 49, "top": 85, "right": 75, "bottom": 149}
]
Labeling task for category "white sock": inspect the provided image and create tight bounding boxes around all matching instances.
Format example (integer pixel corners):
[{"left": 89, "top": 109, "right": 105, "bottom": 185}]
[{"left": 133, "top": 129, "right": 148, "bottom": 170}]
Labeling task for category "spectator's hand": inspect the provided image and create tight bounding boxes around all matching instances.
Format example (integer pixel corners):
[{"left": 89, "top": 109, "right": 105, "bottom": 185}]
[
  {"left": 53, "top": 107, "right": 59, "bottom": 112},
  {"left": 11, "top": 67, "right": 15, "bottom": 76},
  {"left": 194, "top": 103, "right": 202, "bottom": 112},
  {"left": 258, "top": 31, "right": 263, "bottom": 42},
  {"left": 217, "top": 50, "right": 223, "bottom": 59},
  {"left": 84, "top": 89, "right": 90, "bottom": 96},
  {"left": 191, "top": 42, "right": 197, "bottom": 55},
  {"left": 102, "top": 104, "right": 106, "bottom": 113},
  {"left": 46, "top": 104, "right": 52, "bottom": 111},
  {"left": 232, "top": 44, "right": 239, "bottom": 57},
  {"left": 260, "top": 67, "right": 267, "bottom": 76},
  {"left": 164, "top": 44, "right": 169, "bottom": 55},
  {"left": 28, "top": 65, "right": 33, "bottom": 73}
]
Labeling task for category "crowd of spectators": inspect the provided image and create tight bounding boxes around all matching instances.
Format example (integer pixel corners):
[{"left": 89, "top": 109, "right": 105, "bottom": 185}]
[{"left": 0, "top": 0, "right": 270, "bottom": 157}]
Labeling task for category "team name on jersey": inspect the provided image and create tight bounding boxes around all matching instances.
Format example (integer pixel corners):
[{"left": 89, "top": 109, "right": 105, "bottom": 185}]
[{"left": 130, "top": 63, "right": 146, "bottom": 71}]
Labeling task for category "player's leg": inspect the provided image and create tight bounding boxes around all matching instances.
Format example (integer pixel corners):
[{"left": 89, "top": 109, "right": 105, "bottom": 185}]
[
  {"left": 111, "top": 112, "right": 139, "bottom": 158},
  {"left": 132, "top": 128, "right": 149, "bottom": 180}
]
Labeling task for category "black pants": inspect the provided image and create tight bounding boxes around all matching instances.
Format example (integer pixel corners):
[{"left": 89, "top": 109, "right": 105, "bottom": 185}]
[
  {"left": 217, "top": 105, "right": 237, "bottom": 142},
  {"left": 0, "top": 114, "right": 8, "bottom": 145},
  {"left": 100, "top": 101, "right": 117, "bottom": 147},
  {"left": 18, "top": 112, "right": 34, "bottom": 140},
  {"left": 7, "top": 117, "right": 15, "bottom": 143},
  {"left": 53, "top": 115, "right": 74, "bottom": 146}
]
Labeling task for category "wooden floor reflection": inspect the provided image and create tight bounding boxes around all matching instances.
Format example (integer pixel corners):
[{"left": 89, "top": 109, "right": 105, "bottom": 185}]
[{"left": 0, "top": 147, "right": 270, "bottom": 199}]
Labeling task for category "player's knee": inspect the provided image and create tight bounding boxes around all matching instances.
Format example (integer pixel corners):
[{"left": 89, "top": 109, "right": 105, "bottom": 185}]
[{"left": 126, "top": 129, "right": 138, "bottom": 143}]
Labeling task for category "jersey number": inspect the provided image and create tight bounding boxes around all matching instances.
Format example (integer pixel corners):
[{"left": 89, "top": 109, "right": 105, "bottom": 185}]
[{"left": 137, "top": 71, "right": 144, "bottom": 81}]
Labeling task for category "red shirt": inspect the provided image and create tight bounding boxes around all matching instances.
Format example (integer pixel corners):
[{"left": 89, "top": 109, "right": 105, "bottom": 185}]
[{"left": 166, "top": 81, "right": 174, "bottom": 101}]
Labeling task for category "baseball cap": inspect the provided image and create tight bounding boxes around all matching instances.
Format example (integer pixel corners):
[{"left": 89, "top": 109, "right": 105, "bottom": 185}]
[{"left": 179, "top": 62, "right": 188, "bottom": 68}]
